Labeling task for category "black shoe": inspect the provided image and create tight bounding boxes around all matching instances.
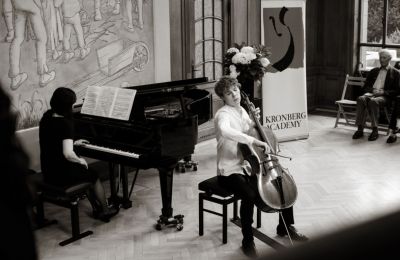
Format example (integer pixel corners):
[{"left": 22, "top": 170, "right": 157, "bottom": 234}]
[
  {"left": 368, "top": 130, "right": 379, "bottom": 141},
  {"left": 277, "top": 225, "right": 309, "bottom": 242},
  {"left": 241, "top": 241, "right": 258, "bottom": 258},
  {"left": 93, "top": 206, "right": 119, "bottom": 222},
  {"left": 352, "top": 130, "right": 364, "bottom": 139},
  {"left": 387, "top": 134, "right": 397, "bottom": 144}
]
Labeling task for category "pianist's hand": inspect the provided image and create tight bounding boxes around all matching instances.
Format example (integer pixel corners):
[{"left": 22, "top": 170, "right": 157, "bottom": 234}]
[
  {"left": 254, "top": 107, "right": 261, "bottom": 121},
  {"left": 74, "top": 139, "right": 89, "bottom": 145},
  {"left": 79, "top": 158, "right": 88, "bottom": 169}
]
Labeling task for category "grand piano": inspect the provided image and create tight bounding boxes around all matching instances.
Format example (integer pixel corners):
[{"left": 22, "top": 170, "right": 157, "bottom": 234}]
[{"left": 73, "top": 77, "right": 211, "bottom": 230}]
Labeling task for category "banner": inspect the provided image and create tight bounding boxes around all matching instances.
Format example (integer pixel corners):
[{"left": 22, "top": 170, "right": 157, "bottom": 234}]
[{"left": 261, "top": 0, "right": 309, "bottom": 141}]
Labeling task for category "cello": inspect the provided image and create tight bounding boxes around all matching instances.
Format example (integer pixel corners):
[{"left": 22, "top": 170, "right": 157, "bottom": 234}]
[{"left": 238, "top": 91, "right": 297, "bottom": 213}]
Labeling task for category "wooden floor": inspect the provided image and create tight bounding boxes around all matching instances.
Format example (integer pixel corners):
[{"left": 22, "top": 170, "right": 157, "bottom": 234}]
[{"left": 35, "top": 114, "right": 400, "bottom": 260}]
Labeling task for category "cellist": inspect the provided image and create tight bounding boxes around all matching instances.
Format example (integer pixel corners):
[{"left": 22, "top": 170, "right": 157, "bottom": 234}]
[{"left": 214, "top": 76, "right": 308, "bottom": 258}]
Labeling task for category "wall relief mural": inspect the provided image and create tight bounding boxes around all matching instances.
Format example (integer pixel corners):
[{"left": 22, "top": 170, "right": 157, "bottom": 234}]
[{"left": 0, "top": 0, "right": 153, "bottom": 130}]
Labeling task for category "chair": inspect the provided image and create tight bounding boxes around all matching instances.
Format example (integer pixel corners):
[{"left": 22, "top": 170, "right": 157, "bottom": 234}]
[
  {"left": 198, "top": 176, "right": 261, "bottom": 244},
  {"left": 334, "top": 74, "right": 390, "bottom": 134},
  {"left": 33, "top": 171, "right": 94, "bottom": 246},
  {"left": 334, "top": 74, "right": 366, "bottom": 128}
]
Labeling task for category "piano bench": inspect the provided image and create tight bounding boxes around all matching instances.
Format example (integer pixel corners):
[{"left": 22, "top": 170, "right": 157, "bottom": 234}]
[
  {"left": 198, "top": 176, "right": 261, "bottom": 244},
  {"left": 33, "top": 172, "right": 94, "bottom": 246}
]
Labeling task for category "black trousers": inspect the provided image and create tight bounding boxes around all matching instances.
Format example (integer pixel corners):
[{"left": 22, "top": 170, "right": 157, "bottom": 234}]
[
  {"left": 44, "top": 163, "right": 98, "bottom": 188},
  {"left": 389, "top": 96, "right": 400, "bottom": 131},
  {"left": 218, "top": 173, "right": 294, "bottom": 245}
]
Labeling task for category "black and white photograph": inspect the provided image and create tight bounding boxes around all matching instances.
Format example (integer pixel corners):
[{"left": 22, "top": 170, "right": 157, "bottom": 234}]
[{"left": 1, "top": 0, "right": 400, "bottom": 259}]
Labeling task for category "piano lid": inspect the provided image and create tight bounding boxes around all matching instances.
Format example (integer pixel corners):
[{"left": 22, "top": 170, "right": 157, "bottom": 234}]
[
  {"left": 74, "top": 77, "right": 211, "bottom": 123},
  {"left": 127, "top": 77, "right": 209, "bottom": 94}
]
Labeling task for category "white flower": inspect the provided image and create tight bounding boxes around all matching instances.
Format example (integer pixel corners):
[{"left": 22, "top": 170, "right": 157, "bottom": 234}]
[
  {"left": 240, "top": 46, "right": 255, "bottom": 54},
  {"left": 244, "top": 52, "right": 257, "bottom": 61},
  {"left": 229, "top": 65, "right": 240, "bottom": 78},
  {"left": 232, "top": 52, "right": 251, "bottom": 64},
  {"left": 227, "top": 47, "right": 239, "bottom": 54},
  {"left": 260, "top": 57, "right": 270, "bottom": 67}
]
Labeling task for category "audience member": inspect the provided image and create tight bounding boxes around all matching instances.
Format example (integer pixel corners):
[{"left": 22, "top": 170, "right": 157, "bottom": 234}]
[
  {"left": 387, "top": 61, "right": 400, "bottom": 143},
  {"left": 39, "top": 87, "right": 118, "bottom": 222},
  {"left": 0, "top": 86, "right": 37, "bottom": 260},
  {"left": 352, "top": 49, "right": 400, "bottom": 141}
]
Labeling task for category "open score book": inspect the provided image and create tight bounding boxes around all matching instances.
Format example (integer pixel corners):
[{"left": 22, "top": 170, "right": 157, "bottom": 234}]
[{"left": 81, "top": 85, "right": 137, "bottom": 121}]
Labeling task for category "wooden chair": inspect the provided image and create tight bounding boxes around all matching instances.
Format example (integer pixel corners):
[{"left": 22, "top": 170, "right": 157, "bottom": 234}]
[
  {"left": 334, "top": 74, "right": 390, "bottom": 134},
  {"left": 334, "top": 74, "right": 366, "bottom": 128}
]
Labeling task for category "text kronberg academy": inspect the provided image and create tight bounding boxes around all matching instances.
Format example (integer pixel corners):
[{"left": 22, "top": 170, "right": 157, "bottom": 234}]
[{"left": 264, "top": 112, "right": 306, "bottom": 130}]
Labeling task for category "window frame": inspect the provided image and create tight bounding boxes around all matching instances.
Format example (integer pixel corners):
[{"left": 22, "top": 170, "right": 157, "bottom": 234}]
[
  {"left": 193, "top": 0, "right": 230, "bottom": 81},
  {"left": 358, "top": 0, "right": 400, "bottom": 70}
]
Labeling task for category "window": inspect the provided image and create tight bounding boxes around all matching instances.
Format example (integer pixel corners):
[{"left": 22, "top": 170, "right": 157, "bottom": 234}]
[
  {"left": 359, "top": 0, "right": 400, "bottom": 70},
  {"left": 193, "top": 0, "right": 225, "bottom": 80}
]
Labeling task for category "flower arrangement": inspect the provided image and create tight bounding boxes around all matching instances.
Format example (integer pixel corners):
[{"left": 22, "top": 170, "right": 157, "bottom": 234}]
[{"left": 223, "top": 43, "right": 272, "bottom": 83}]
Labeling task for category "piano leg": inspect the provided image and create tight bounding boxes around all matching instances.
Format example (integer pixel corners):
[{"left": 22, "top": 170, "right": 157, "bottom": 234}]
[
  {"left": 107, "top": 163, "right": 132, "bottom": 209},
  {"left": 156, "top": 167, "right": 184, "bottom": 231}
]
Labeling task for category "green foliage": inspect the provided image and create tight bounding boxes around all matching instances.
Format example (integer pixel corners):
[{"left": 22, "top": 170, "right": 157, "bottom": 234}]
[
  {"left": 367, "top": 0, "right": 400, "bottom": 43},
  {"left": 387, "top": 28, "right": 400, "bottom": 44}
]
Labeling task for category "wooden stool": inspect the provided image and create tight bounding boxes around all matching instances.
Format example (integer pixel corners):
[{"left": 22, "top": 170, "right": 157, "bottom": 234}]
[
  {"left": 34, "top": 172, "right": 94, "bottom": 246},
  {"left": 198, "top": 176, "right": 261, "bottom": 244}
]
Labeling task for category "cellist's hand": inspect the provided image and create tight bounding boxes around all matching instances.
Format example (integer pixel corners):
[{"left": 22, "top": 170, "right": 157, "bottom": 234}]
[
  {"left": 254, "top": 107, "right": 261, "bottom": 121},
  {"left": 253, "top": 139, "right": 271, "bottom": 154}
]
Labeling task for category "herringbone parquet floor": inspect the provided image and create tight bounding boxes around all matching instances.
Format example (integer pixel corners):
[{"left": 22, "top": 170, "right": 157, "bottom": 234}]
[{"left": 35, "top": 115, "right": 400, "bottom": 260}]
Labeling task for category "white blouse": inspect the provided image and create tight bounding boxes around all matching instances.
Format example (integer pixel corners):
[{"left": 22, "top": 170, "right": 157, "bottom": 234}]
[{"left": 214, "top": 105, "right": 256, "bottom": 176}]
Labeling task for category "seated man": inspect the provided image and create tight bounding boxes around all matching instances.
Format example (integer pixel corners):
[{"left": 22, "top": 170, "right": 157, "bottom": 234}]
[
  {"left": 387, "top": 62, "right": 400, "bottom": 143},
  {"left": 352, "top": 49, "right": 400, "bottom": 141}
]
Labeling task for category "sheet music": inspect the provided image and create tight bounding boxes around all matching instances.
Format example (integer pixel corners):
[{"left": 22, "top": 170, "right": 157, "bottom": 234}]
[{"left": 81, "top": 85, "right": 136, "bottom": 121}]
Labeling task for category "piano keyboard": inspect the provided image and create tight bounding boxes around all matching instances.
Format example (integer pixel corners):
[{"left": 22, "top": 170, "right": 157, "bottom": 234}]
[{"left": 75, "top": 142, "right": 140, "bottom": 159}]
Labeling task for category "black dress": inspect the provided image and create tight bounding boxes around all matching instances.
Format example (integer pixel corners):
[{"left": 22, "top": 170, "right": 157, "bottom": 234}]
[{"left": 39, "top": 110, "right": 97, "bottom": 187}]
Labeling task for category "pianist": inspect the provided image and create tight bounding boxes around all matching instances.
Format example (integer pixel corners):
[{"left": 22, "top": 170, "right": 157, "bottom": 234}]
[{"left": 39, "top": 87, "right": 118, "bottom": 222}]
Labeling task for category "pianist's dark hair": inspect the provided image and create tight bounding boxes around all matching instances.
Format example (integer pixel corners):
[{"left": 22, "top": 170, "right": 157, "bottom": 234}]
[
  {"left": 214, "top": 76, "right": 240, "bottom": 98},
  {"left": 50, "top": 87, "right": 77, "bottom": 118}
]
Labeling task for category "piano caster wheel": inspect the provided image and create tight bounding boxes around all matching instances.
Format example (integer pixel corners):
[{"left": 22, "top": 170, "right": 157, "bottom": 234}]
[
  {"left": 176, "top": 223, "right": 183, "bottom": 231},
  {"left": 155, "top": 214, "right": 184, "bottom": 231},
  {"left": 155, "top": 223, "right": 163, "bottom": 230},
  {"left": 174, "top": 214, "right": 184, "bottom": 222},
  {"left": 184, "top": 161, "right": 198, "bottom": 172},
  {"left": 155, "top": 218, "right": 164, "bottom": 230},
  {"left": 176, "top": 159, "right": 199, "bottom": 173}
]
